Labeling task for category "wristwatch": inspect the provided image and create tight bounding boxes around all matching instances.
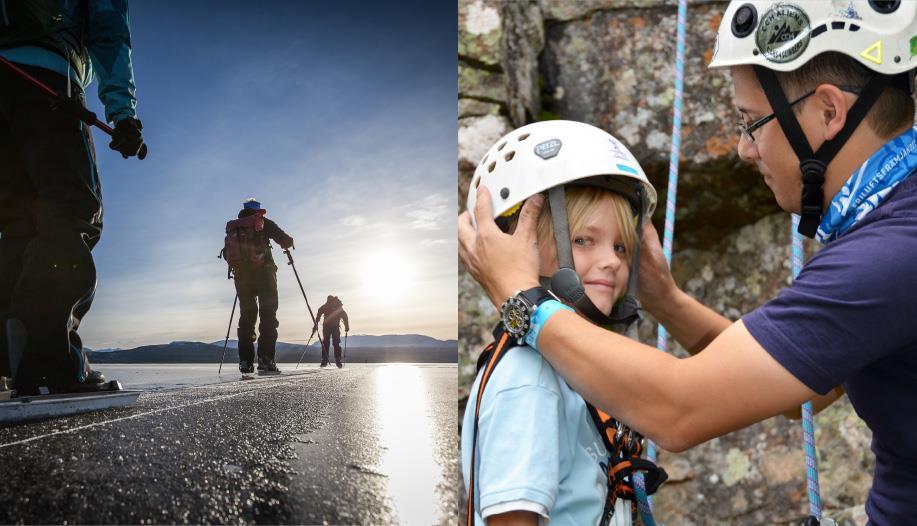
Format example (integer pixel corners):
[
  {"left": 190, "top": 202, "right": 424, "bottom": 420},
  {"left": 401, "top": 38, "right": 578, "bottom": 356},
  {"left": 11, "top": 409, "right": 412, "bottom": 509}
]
[{"left": 500, "top": 286, "right": 557, "bottom": 344}]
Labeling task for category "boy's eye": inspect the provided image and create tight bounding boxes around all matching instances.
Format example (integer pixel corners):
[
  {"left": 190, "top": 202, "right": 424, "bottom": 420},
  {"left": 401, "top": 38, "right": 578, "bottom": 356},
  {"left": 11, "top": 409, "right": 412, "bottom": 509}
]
[
  {"left": 573, "top": 236, "right": 592, "bottom": 246},
  {"left": 614, "top": 243, "right": 627, "bottom": 253}
]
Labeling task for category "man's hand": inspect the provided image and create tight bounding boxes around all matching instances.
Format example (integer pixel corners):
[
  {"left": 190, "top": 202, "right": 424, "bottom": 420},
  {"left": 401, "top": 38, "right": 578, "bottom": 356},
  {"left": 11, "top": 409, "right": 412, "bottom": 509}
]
[
  {"left": 636, "top": 222, "right": 679, "bottom": 317},
  {"left": 458, "top": 187, "right": 542, "bottom": 308},
  {"left": 109, "top": 117, "right": 147, "bottom": 159}
]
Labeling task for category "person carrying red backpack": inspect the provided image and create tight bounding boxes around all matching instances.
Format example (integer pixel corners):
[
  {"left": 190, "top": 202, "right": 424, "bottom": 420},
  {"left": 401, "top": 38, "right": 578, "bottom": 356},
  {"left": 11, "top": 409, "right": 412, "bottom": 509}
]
[{"left": 224, "top": 198, "right": 294, "bottom": 374}]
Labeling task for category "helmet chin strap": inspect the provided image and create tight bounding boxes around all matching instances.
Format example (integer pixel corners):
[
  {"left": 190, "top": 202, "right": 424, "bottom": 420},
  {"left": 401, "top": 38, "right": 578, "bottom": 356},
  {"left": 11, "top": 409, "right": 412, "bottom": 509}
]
[
  {"left": 752, "top": 66, "right": 891, "bottom": 238},
  {"left": 544, "top": 186, "right": 644, "bottom": 330}
]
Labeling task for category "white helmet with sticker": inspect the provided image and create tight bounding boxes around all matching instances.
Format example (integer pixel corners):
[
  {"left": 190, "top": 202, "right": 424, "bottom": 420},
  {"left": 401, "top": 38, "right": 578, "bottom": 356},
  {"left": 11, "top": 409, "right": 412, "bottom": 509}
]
[
  {"left": 466, "top": 120, "right": 658, "bottom": 327},
  {"left": 466, "top": 120, "right": 657, "bottom": 225},
  {"left": 709, "top": 1, "right": 917, "bottom": 75}
]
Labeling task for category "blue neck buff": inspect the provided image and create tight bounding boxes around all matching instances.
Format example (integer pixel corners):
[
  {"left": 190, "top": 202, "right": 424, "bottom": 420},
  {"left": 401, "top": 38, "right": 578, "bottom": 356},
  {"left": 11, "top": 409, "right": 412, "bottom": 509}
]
[{"left": 816, "top": 126, "right": 917, "bottom": 244}]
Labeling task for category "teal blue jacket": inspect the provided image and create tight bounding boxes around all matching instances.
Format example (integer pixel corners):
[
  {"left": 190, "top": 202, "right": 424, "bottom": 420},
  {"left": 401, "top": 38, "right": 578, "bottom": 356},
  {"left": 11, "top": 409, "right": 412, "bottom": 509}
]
[{"left": 0, "top": 0, "right": 137, "bottom": 123}]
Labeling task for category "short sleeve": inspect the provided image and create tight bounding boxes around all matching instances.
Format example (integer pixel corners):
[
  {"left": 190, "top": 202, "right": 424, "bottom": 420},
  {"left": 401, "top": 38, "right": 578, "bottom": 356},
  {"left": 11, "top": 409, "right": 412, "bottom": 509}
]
[
  {"left": 743, "top": 218, "right": 917, "bottom": 394},
  {"left": 477, "top": 384, "right": 561, "bottom": 512}
]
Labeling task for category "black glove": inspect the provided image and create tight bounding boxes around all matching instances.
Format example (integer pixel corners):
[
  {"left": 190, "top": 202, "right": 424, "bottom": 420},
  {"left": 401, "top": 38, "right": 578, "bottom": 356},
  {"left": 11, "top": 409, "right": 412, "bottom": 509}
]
[{"left": 109, "top": 117, "right": 147, "bottom": 160}]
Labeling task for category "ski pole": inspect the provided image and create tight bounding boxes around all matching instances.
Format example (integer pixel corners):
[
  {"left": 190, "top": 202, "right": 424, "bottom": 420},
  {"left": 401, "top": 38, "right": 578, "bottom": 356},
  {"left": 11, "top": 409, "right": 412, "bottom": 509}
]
[
  {"left": 295, "top": 326, "right": 317, "bottom": 369},
  {"left": 218, "top": 295, "right": 238, "bottom": 374},
  {"left": 283, "top": 249, "right": 323, "bottom": 348},
  {"left": 0, "top": 55, "right": 148, "bottom": 159}
]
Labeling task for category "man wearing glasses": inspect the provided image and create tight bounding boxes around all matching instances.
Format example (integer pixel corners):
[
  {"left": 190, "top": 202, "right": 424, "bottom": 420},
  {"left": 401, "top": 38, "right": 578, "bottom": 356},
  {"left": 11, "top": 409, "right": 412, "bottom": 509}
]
[{"left": 459, "top": 1, "right": 917, "bottom": 523}]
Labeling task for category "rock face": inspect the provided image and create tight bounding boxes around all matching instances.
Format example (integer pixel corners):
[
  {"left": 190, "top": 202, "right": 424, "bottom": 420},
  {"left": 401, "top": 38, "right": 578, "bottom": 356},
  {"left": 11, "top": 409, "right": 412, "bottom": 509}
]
[{"left": 457, "top": 1, "right": 898, "bottom": 524}]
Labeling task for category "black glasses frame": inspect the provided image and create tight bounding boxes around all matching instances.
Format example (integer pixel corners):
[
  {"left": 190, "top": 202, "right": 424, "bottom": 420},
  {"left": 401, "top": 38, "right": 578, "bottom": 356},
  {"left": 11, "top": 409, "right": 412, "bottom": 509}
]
[{"left": 737, "top": 85, "right": 863, "bottom": 144}]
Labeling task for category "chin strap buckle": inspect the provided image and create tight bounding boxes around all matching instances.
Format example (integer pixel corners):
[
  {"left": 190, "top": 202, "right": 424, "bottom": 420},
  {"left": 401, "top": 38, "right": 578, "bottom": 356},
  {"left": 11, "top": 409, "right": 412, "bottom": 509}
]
[{"left": 798, "top": 159, "right": 827, "bottom": 238}]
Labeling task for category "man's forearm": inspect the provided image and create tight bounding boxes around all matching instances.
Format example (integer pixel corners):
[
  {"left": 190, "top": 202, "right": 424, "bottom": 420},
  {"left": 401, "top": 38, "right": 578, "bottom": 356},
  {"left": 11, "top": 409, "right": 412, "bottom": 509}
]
[
  {"left": 651, "top": 288, "right": 732, "bottom": 354},
  {"left": 536, "top": 309, "right": 686, "bottom": 445},
  {"left": 535, "top": 309, "right": 815, "bottom": 451}
]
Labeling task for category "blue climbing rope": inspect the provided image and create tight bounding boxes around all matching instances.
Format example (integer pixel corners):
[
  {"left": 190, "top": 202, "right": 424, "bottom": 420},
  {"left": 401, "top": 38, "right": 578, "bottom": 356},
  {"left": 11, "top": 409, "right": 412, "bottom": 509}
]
[
  {"left": 792, "top": 214, "right": 824, "bottom": 520},
  {"left": 635, "top": 1, "right": 688, "bottom": 524}
]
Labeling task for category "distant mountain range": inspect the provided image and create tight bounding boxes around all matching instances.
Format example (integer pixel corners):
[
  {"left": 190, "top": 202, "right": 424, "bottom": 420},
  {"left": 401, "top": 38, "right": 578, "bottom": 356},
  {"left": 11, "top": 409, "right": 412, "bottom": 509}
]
[
  {"left": 85, "top": 334, "right": 457, "bottom": 364},
  {"left": 210, "top": 334, "right": 456, "bottom": 350}
]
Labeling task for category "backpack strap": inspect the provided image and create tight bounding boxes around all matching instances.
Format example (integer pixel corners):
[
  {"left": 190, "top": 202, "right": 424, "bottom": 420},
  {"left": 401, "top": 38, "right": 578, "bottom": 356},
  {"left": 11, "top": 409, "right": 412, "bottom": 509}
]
[{"left": 466, "top": 326, "right": 512, "bottom": 526}]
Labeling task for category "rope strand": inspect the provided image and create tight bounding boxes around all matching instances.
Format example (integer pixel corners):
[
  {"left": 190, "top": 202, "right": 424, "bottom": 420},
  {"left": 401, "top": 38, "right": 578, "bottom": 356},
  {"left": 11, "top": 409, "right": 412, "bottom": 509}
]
[
  {"left": 793, "top": 214, "right": 823, "bottom": 520},
  {"left": 641, "top": 2, "right": 688, "bottom": 523}
]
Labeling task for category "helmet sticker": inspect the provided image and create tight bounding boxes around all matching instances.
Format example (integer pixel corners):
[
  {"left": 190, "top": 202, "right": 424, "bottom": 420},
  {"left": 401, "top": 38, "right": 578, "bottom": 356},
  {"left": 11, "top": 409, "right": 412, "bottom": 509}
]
[
  {"left": 534, "top": 139, "right": 562, "bottom": 159},
  {"left": 755, "top": 3, "right": 811, "bottom": 64},
  {"left": 833, "top": 0, "right": 862, "bottom": 20},
  {"left": 607, "top": 138, "right": 631, "bottom": 161},
  {"left": 861, "top": 40, "right": 883, "bottom": 64}
]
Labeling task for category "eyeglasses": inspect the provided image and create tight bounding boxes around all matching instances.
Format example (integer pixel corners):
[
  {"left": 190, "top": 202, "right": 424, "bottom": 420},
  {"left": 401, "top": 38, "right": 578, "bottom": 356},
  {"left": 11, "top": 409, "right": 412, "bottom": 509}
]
[
  {"left": 736, "top": 90, "right": 814, "bottom": 144},
  {"left": 736, "top": 85, "right": 863, "bottom": 144}
]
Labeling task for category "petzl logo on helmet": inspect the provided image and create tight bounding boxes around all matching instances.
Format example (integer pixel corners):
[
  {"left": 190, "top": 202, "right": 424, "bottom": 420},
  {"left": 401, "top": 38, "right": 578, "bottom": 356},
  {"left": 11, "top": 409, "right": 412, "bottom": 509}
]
[
  {"left": 534, "top": 139, "right": 562, "bottom": 159},
  {"left": 756, "top": 3, "right": 810, "bottom": 64}
]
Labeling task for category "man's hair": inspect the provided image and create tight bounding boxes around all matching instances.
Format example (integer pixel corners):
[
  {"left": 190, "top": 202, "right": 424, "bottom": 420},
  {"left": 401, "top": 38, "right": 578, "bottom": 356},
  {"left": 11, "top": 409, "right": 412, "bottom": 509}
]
[
  {"left": 506, "top": 185, "right": 638, "bottom": 269},
  {"left": 775, "top": 52, "right": 915, "bottom": 138}
]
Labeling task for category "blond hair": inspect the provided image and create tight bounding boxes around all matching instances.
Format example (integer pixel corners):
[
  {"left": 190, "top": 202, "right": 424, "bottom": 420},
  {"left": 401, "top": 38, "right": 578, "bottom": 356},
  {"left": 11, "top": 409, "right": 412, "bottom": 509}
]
[{"left": 505, "top": 185, "right": 638, "bottom": 266}]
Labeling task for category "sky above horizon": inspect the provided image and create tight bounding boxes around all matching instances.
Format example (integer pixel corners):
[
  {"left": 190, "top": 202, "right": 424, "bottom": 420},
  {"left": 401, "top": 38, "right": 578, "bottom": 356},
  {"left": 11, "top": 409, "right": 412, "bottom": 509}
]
[{"left": 78, "top": 1, "right": 457, "bottom": 349}]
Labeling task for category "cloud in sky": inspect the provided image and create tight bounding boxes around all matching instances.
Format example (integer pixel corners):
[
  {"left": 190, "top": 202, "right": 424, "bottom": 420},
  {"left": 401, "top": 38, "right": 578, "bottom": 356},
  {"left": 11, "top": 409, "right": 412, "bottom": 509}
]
[
  {"left": 407, "top": 194, "right": 450, "bottom": 231},
  {"left": 77, "top": 1, "right": 456, "bottom": 349}
]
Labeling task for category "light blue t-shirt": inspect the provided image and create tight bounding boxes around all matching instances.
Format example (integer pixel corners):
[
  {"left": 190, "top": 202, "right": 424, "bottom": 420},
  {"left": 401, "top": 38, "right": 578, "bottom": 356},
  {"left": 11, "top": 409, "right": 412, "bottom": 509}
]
[{"left": 461, "top": 344, "right": 609, "bottom": 525}]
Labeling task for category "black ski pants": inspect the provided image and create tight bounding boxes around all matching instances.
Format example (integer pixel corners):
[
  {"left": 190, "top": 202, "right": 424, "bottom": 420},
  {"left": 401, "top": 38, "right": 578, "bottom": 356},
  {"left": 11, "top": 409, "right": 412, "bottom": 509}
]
[
  {"left": 0, "top": 64, "right": 100, "bottom": 387},
  {"left": 234, "top": 266, "right": 279, "bottom": 364},
  {"left": 321, "top": 322, "right": 342, "bottom": 364}
]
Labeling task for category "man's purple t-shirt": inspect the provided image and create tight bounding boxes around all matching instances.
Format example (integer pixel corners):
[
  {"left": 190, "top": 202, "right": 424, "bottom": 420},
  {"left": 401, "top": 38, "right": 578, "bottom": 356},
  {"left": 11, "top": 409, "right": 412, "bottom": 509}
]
[{"left": 744, "top": 174, "right": 917, "bottom": 524}]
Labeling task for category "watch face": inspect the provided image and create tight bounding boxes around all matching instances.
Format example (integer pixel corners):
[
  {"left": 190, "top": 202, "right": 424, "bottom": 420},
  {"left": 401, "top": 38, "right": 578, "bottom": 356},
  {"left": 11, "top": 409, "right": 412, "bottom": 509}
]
[{"left": 501, "top": 297, "right": 530, "bottom": 336}]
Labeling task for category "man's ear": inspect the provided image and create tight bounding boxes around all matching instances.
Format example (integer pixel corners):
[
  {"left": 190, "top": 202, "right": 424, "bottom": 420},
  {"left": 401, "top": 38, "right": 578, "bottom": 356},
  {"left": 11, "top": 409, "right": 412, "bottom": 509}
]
[{"left": 814, "top": 84, "right": 852, "bottom": 141}]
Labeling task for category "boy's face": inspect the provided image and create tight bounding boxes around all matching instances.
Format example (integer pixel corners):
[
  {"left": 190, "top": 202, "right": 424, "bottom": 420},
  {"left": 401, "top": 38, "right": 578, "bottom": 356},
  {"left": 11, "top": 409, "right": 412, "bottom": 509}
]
[
  {"left": 539, "top": 192, "right": 630, "bottom": 316},
  {"left": 731, "top": 65, "right": 813, "bottom": 214}
]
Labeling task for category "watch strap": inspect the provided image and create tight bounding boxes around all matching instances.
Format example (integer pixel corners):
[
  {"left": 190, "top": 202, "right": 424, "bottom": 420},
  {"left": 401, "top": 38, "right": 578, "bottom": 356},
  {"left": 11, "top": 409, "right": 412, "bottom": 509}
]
[
  {"left": 524, "top": 299, "right": 574, "bottom": 350},
  {"left": 518, "top": 286, "right": 555, "bottom": 308}
]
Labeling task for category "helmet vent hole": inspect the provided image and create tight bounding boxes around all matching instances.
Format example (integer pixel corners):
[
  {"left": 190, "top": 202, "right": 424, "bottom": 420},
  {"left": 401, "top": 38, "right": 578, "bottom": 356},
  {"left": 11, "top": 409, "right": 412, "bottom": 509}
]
[
  {"left": 752, "top": 48, "right": 759, "bottom": 56},
  {"left": 481, "top": 154, "right": 489, "bottom": 165},
  {"left": 849, "top": 24, "right": 860, "bottom": 32},
  {"left": 812, "top": 24, "right": 828, "bottom": 38},
  {"left": 730, "top": 3, "right": 757, "bottom": 38},
  {"left": 497, "top": 142, "right": 507, "bottom": 151},
  {"left": 831, "top": 21, "right": 845, "bottom": 30},
  {"left": 504, "top": 151, "right": 515, "bottom": 162},
  {"left": 868, "top": 0, "right": 900, "bottom": 14},
  {"left": 473, "top": 175, "right": 481, "bottom": 189},
  {"left": 517, "top": 133, "right": 530, "bottom": 141},
  {"left": 487, "top": 161, "right": 496, "bottom": 173}
]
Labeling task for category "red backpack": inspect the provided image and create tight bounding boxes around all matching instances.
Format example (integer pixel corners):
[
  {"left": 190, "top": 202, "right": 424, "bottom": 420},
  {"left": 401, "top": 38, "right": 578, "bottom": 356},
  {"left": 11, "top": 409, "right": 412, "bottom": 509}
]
[{"left": 222, "top": 213, "right": 267, "bottom": 272}]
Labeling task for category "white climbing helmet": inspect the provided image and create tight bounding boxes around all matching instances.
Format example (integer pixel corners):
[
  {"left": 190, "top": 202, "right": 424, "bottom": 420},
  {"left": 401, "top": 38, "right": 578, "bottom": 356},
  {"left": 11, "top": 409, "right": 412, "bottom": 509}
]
[
  {"left": 466, "top": 120, "right": 657, "bottom": 224},
  {"left": 709, "top": 1, "right": 917, "bottom": 75}
]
